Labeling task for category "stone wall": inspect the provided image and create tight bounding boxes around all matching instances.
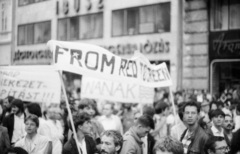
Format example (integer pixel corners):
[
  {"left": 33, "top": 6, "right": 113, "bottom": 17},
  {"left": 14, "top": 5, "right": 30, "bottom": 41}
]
[{"left": 182, "top": 0, "right": 209, "bottom": 90}]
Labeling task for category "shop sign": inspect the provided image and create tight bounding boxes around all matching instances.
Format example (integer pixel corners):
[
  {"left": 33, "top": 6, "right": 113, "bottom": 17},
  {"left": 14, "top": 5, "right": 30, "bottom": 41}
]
[
  {"left": 13, "top": 49, "right": 52, "bottom": 65},
  {"left": 103, "top": 39, "right": 170, "bottom": 56},
  {"left": 209, "top": 30, "right": 240, "bottom": 60}
]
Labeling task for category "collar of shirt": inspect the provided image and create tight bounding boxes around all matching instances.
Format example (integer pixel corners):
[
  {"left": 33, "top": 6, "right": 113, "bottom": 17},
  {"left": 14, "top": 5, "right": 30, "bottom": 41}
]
[
  {"left": 77, "top": 137, "right": 87, "bottom": 154},
  {"left": 14, "top": 113, "right": 24, "bottom": 119},
  {"left": 211, "top": 125, "right": 224, "bottom": 137}
]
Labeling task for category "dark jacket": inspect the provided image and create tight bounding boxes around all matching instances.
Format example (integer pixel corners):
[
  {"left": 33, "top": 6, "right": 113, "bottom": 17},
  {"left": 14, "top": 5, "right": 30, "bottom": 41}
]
[
  {"left": 205, "top": 127, "right": 231, "bottom": 147},
  {"left": 62, "top": 135, "right": 99, "bottom": 154},
  {"left": 0, "top": 126, "right": 10, "bottom": 154},
  {"left": 2, "top": 114, "right": 14, "bottom": 143},
  {"left": 231, "top": 128, "right": 240, "bottom": 154},
  {"left": 147, "top": 134, "right": 155, "bottom": 154},
  {"left": 180, "top": 125, "right": 209, "bottom": 154}
]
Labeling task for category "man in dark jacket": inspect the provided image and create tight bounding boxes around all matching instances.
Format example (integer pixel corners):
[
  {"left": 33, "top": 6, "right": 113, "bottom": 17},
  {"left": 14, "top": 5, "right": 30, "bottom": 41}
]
[
  {"left": 180, "top": 101, "right": 209, "bottom": 154},
  {"left": 205, "top": 109, "right": 231, "bottom": 146},
  {"left": 62, "top": 112, "right": 99, "bottom": 154},
  {"left": 2, "top": 99, "right": 25, "bottom": 145}
]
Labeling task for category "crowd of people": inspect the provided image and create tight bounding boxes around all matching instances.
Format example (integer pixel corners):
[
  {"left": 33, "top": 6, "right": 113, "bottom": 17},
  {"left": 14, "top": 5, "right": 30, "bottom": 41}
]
[{"left": 0, "top": 87, "right": 240, "bottom": 154}]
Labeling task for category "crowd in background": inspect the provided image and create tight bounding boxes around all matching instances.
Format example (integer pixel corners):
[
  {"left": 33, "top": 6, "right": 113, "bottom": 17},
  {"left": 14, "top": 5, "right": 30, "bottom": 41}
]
[{"left": 0, "top": 86, "right": 240, "bottom": 154}]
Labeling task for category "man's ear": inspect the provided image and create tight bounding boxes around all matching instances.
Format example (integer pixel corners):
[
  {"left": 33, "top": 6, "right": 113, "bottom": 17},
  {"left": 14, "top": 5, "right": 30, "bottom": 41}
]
[{"left": 115, "top": 145, "right": 121, "bottom": 152}]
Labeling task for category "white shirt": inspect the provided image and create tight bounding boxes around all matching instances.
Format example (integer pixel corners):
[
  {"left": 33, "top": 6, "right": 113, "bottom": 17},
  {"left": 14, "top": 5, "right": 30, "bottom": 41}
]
[
  {"left": 171, "top": 120, "right": 186, "bottom": 140},
  {"left": 211, "top": 125, "right": 224, "bottom": 137},
  {"left": 12, "top": 114, "right": 25, "bottom": 143},
  {"left": 15, "top": 134, "right": 50, "bottom": 154},
  {"left": 38, "top": 118, "right": 52, "bottom": 140},
  {"left": 77, "top": 138, "right": 87, "bottom": 154},
  {"left": 98, "top": 115, "right": 123, "bottom": 135},
  {"left": 46, "top": 120, "right": 64, "bottom": 154},
  {"left": 141, "top": 136, "right": 148, "bottom": 154}
]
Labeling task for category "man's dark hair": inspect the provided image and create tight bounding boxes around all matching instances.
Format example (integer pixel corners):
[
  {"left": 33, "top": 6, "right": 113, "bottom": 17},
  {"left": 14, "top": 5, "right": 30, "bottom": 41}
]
[
  {"left": 5, "top": 96, "right": 14, "bottom": 103},
  {"left": 209, "top": 109, "right": 225, "bottom": 120},
  {"left": 24, "top": 114, "right": 39, "bottom": 128},
  {"left": 143, "top": 105, "right": 155, "bottom": 118},
  {"left": 72, "top": 112, "right": 90, "bottom": 131},
  {"left": 101, "top": 130, "right": 123, "bottom": 152},
  {"left": 136, "top": 115, "right": 154, "bottom": 129},
  {"left": 78, "top": 98, "right": 95, "bottom": 110},
  {"left": 155, "top": 101, "right": 169, "bottom": 114},
  {"left": 7, "top": 147, "right": 28, "bottom": 154},
  {"left": 205, "top": 136, "right": 225, "bottom": 154},
  {"left": 11, "top": 99, "right": 24, "bottom": 113},
  {"left": 183, "top": 101, "right": 200, "bottom": 113},
  {"left": 25, "top": 103, "right": 42, "bottom": 117}
]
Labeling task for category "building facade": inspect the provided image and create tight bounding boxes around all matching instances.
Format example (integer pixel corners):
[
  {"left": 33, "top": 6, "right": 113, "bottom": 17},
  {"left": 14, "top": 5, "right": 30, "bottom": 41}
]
[
  {"left": 183, "top": 0, "right": 240, "bottom": 96},
  {"left": 13, "top": 0, "right": 182, "bottom": 91},
  {"left": 0, "top": 0, "right": 12, "bottom": 65}
]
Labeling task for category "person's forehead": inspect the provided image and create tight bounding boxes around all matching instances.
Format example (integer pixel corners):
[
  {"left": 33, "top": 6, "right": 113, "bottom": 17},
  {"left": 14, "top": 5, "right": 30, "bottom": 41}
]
[
  {"left": 225, "top": 116, "right": 232, "bottom": 121},
  {"left": 104, "top": 104, "right": 112, "bottom": 109},
  {"left": 185, "top": 106, "right": 197, "bottom": 112},
  {"left": 101, "top": 135, "right": 114, "bottom": 143}
]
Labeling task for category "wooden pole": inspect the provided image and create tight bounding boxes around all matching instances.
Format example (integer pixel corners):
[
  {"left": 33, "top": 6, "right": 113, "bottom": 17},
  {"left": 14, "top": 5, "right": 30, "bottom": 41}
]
[{"left": 58, "top": 71, "right": 81, "bottom": 154}]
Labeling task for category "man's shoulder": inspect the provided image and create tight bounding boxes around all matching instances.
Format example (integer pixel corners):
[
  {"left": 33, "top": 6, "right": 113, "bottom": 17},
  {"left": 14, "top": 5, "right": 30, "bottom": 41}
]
[{"left": 195, "top": 126, "right": 209, "bottom": 140}]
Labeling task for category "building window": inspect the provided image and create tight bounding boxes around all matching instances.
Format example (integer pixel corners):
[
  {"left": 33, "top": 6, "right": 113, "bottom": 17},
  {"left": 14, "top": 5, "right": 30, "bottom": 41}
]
[
  {"left": 1, "top": 3, "right": 7, "bottom": 32},
  {"left": 79, "top": 13, "right": 103, "bottom": 39},
  {"left": 18, "top": 0, "right": 48, "bottom": 6},
  {"left": 17, "top": 21, "right": 51, "bottom": 45},
  {"left": 210, "top": 0, "right": 240, "bottom": 31},
  {"left": 112, "top": 2, "right": 171, "bottom": 37},
  {"left": 57, "top": 13, "right": 103, "bottom": 41}
]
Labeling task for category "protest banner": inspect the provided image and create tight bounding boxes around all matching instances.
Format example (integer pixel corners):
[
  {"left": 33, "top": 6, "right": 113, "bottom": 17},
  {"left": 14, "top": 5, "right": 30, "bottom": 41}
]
[
  {"left": 47, "top": 40, "right": 172, "bottom": 88},
  {"left": 0, "top": 66, "right": 61, "bottom": 104},
  {"left": 81, "top": 76, "right": 154, "bottom": 103}
]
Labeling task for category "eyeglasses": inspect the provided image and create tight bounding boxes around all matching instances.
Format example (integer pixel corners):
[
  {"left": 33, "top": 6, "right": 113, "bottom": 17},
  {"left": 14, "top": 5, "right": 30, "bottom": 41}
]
[{"left": 215, "top": 146, "right": 229, "bottom": 152}]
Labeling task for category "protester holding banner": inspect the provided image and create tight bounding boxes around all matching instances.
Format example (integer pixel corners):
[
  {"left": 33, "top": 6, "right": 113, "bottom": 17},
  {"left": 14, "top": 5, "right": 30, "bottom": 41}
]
[{"left": 63, "top": 112, "right": 99, "bottom": 154}]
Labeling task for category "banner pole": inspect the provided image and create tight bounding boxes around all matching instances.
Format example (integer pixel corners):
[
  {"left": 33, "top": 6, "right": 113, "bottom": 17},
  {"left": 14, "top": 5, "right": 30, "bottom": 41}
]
[
  {"left": 169, "top": 86, "right": 179, "bottom": 139},
  {"left": 58, "top": 71, "right": 81, "bottom": 154}
]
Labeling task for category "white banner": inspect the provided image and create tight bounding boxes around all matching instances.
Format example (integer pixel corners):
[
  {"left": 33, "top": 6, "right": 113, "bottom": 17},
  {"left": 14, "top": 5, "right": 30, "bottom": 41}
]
[
  {"left": 0, "top": 66, "right": 61, "bottom": 104},
  {"left": 81, "top": 76, "right": 154, "bottom": 103},
  {"left": 47, "top": 40, "right": 172, "bottom": 88}
]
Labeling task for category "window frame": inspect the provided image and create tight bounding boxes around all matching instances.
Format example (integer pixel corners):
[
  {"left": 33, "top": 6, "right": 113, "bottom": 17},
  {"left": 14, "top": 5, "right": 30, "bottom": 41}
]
[
  {"left": 210, "top": 0, "right": 240, "bottom": 31},
  {"left": 17, "top": 20, "right": 51, "bottom": 46},
  {"left": 18, "top": 0, "right": 50, "bottom": 7},
  {"left": 57, "top": 12, "right": 104, "bottom": 41},
  {"left": 111, "top": 2, "right": 171, "bottom": 37}
]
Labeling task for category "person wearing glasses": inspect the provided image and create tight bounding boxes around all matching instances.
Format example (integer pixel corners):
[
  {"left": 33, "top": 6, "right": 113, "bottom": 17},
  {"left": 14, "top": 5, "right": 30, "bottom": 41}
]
[{"left": 204, "top": 136, "right": 229, "bottom": 154}]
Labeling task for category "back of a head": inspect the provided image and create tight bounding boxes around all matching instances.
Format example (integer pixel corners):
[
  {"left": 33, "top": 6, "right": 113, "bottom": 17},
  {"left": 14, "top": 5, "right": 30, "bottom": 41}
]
[
  {"left": 26, "top": 103, "right": 42, "bottom": 117},
  {"left": 6, "top": 96, "right": 15, "bottom": 103},
  {"left": 143, "top": 105, "right": 155, "bottom": 118},
  {"left": 136, "top": 115, "right": 154, "bottom": 129},
  {"left": 154, "top": 136, "right": 184, "bottom": 154},
  {"left": 11, "top": 99, "right": 24, "bottom": 113},
  {"left": 154, "top": 101, "right": 169, "bottom": 114}
]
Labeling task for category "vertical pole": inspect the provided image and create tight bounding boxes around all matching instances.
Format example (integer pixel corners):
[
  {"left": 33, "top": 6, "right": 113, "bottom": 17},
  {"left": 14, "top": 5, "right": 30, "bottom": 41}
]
[
  {"left": 169, "top": 86, "right": 179, "bottom": 139},
  {"left": 58, "top": 71, "right": 81, "bottom": 154}
]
